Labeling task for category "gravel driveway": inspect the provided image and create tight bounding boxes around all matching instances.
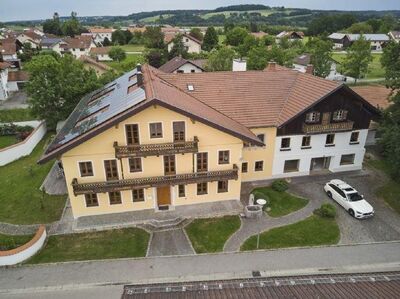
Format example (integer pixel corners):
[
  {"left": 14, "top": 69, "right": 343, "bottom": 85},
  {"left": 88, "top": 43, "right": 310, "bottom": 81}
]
[{"left": 288, "top": 169, "right": 400, "bottom": 245}]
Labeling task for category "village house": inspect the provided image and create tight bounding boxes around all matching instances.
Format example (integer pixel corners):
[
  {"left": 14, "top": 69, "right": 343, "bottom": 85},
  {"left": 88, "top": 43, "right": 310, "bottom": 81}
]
[
  {"left": 40, "top": 37, "right": 64, "bottom": 55},
  {"left": 166, "top": 34, "right": 202, "bottom": 54},
  {"left": 159, "top": 56, "right": 206, "bottom": 73},
  {"left": 17, "top": 31, "right": 42, "bottom": 49},
  {"left": 292, "top": 53, "right": 342, "bottom": 81},
  {"left": 388, "top": 31, "right": 400, "bottom": 43},
  {"left": 276, "top": 31, "right": 304, "bottom": 42},
  {"left": 328, "top": 33, "right": 390, "bottom": 51},
  {"left": 89, "top": 46, "right": 113, "bottom": 61},
  {"left": 60, "top": 35, "right": 96, "bottom": 59},
  {"left": 86, "top": 27, "right": 114, "bottom": 45},
  {"left": 38, "top": 63, "right": 379, "bottom": 219}
]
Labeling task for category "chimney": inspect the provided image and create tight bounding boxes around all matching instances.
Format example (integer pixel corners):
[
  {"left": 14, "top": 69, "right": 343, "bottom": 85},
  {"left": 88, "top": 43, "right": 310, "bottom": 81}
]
[
  {"left": 232, "top": 59, "right": 247, "bottom": 72},
  {"left": 266, "top": 61, "right": 276, "bottom": 71},
  {"left": 136, "top": 64, "right": 143, "bottom": 86},
  {"left": 306, "top": 64, "right": 314, "bottom": 75}
]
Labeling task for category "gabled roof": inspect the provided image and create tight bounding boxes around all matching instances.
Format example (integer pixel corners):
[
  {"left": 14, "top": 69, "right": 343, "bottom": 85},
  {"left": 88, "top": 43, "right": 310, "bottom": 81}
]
[
  {"left": 351, "top": 85, "right": 392, "bottom": 110},
  {"left": 165, "top": 33, "right": 202, "bottom": 45},
  {"left": 41, "top": 37, "right": 63, "bottom": 47},
  {"left": 20, "top": 31, "right": 42, "bottom": 41},
  {"left": 61, "top": 36, "right": 93, "bottom": 50},
  {"left": 329, "top": 33, "right": 390, "bottom": 42},
  {"left": 159, "top": 56, "right": 206, "bottom": 73},
  {"left": 276, "top": 31, "right": 304, "bottom": 39},
  {"left": 0, "top": 38, "right": 17, "bottom": 55},
  {"left": 90, "top": 46, "right": 112, "bottom": 55}
]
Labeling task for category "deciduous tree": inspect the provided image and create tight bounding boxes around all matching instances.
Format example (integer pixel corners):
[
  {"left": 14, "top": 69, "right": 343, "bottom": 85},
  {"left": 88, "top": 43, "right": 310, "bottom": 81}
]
[
  {"left": 225, "top": 27, "right": 249, "bottom": 46},
  {"left": 307, "top": 38, "right": 333, "bottom": 78},
  {"left": 205, "top": 47, "right": 235, "bottom": 71},
  {"left": 202, "top": 27, "right": 219, "bottom": 52},
  {"left": 342, "top": 35, "right": 372, "bottom": 84},
  {"left": 109, "top": 47, "right": 126, "bottom": 62}
]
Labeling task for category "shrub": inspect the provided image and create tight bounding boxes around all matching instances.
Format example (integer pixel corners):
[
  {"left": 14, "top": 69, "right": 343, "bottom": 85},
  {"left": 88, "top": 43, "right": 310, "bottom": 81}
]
[
  {"left": 271, "top": 179, "right": 289, "bottom": 192},
  {"left": 314, "top": 203, "right": 336, "bottom": 219}
]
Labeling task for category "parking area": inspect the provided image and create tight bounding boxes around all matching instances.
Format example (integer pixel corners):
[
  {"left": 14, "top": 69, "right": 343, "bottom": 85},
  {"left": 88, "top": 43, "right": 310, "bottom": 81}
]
[{"left": 288, "top": 169, "right": 400, "bottom": 245}]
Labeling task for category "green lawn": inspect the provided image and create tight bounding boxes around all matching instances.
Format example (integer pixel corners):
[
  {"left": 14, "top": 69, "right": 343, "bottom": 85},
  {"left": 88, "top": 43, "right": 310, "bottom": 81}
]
[
  {"left": 0, "top": 134, "right": 66, "bottom": 224},
  {"left": 332, "top": 53, "right": 384, "bottom": 79},
  {"left": 252, "top": 187, "right": 309, "bottom": 217},
  {"left": 240, "top": 215, "right": 340, "bottom": 251},
  {"left": 0, "top": 233, "right": 34, "bottom": 250},
  {"left": 27, "top": 228, "right": 150, "bottom": 264},
  {"left": 0, "top": 135, "right": 18, "bottom": 149},
  {"left": 185, "top": 216, "right": 241, "bottom": 253},
  {"left": 105, "top": 53, "right": 145, "bottom": 73},
  {"left": 118, "top": 44, "right": 145, "bottom": 52},
  {"left": 0, "top": 108, "right": 34, "bottom": 122}
]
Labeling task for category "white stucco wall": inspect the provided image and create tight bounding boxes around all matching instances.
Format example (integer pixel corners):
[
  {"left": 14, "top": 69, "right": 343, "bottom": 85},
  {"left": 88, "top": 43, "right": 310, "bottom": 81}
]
[
  {"left": 0, "top": 120, "right": 47, "bottom": 166},
  {"left": 174, "top": 63, "right": 203, "bottom": 73},
  {"left": 168, "top": 36, "right": 202, "bottom": 54},
  {"left": 272, "top": 129, "right": 368, "bottom": 178},
  {"left": 0, "top": 68, "right": 9, "bottom": 100}
]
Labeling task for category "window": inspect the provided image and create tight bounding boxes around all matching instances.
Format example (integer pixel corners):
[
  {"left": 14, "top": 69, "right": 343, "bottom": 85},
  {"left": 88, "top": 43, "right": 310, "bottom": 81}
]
[
  {"left": 241, "top": 162, "right": 248, "bottom": 173},
  {"left": 104, "top": 160, "right": 118, "bottom": 181},
  {"left": 218, "top": 150, "right": 230, "bottom": 164},
  {"left": 132, "top": 189, "right": 144, "bottom": 202},
  {"left": 177, "top": 70, "right": 184, "bottom": 73},
  {"left": 218, "top": 181, "right": 228, "bottom": 193},
  {"left": 305, "top": 112, "right": 320, "bottom": 123},
  {"left": 197, "top": 182, "right": 207, "bottom": 195},
  {"left": 125, "top": 124, "right": 139, "bottom": 145},
  {"left": 284, "top": 160, "right": 299, "bottom": 173},
  {"left": 340, "top": 154, "right": 355, "bottom": 165},
  {"left": 350, "top": 132, "right": 359, "bottom": 143},
  {"left": 173, "top": 121, "right": 185, "bottom": 142},
  {"left": 109, "top": 191, "right": 122, "bottom": 205},
  {"left": 79, "top": 161, "right": 93, "bottom": 177},
  {"left": 325, "top": 134, "right": 335, "bottom": 146},
  {"left": 85, "top": 193, "right": 98, "bottom": 207},
  {"left": 197, "top": 152, "right": 208, "bottom": 172},
  {"left": 178, "top": 185, "right": 185, "bottom": 197},
  {"left": 257, "top": 134, "right": 265, "bottom": 143},
  {"left": 255, "top": 161, "right": 264, "bottom": 172},
  {"left": 149, "top": 122, "right": 163, "bottom": 138},
  {"left": 332, "top": 110, "right": 348, "bottom": 121},
  {"left": 301, "top": 136, "right": 311, "bottom": 148},
  {"left": 191, "top": 69, "right": 195, "bottom": 73},
  {"left": 164, "top": 155, "right": 176, "bottom": 175},
  {"left": 129, "top": 158, "right": 142, "bottom": 173},
  {"left": 281, "top": 138, "right": 291, "bottom": 150}
]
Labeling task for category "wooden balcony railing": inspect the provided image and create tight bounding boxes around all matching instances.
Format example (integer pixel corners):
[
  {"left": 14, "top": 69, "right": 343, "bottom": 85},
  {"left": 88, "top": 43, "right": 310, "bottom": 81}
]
[
  {"left": 72, "top": 164, "right": 238, "bottom": 195},
  {"left": 302, "top": 121, "right": 354, "bottom": 134},
  {"left": 114, "top": 136, "right": 199, "bottom": 158}
]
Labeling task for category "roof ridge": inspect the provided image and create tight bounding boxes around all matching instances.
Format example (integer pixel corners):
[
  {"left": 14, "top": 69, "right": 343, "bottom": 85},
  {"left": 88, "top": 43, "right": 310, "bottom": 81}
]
[{"left": 275, "top": 71, "right": 300, "bottom": 126}]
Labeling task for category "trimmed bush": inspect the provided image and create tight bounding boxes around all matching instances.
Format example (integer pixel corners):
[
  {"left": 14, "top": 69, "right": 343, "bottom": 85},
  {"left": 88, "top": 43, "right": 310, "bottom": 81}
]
[
  {"left": 271, "top": 179, "right": 289, "bottom": 192},
  {"left": 314, "top": 203, "right": 336, "bottom": 219}
]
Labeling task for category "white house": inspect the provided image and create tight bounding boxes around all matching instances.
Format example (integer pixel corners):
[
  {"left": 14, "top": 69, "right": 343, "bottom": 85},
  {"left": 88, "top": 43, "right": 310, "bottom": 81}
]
[
  {"left": 0, "top": 62, "right": 10, "bottom": 100},
  {"left": 60, "top": 36, "right": 96, "bottom": 59},
  {"left": 166, "top": 34, "right": 202, "bottom": 54},
  {"left": 276, "top": 31, "right": 304, "bottom": 43},
  {"left": 87, "top": 28, "right": 114, "bottom": 45},
  {"left": 388, "top": 31, "right": 400, "bottom": 43},
  {"left": 159, "top": 56, "right": 206, "bottom": 73},
  {"left": 17, "top": 32, "right": 41, "bottom": 49},
  {"left": 328, "top": 33, "right": 390, "bottom": 51},
  {"left": 89, "top": 47, "right": 112, "bottom": 61},
  {"left": 41, "top": 37, "right": 64, "bottom": 55},
  {"left": 293, "top": 53, "right": 343, "bottom": 81}
]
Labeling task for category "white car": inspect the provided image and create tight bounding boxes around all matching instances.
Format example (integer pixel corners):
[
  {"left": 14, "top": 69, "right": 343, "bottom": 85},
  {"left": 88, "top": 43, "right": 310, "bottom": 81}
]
[{"left": 324, "top": 179, "right": 374, "bottom": 219}]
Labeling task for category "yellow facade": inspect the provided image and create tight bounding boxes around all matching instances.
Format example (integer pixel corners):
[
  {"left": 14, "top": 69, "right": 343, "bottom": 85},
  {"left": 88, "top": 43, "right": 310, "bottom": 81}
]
[{"left": 62, "top": 105, "right": 260, "bottom": 218}]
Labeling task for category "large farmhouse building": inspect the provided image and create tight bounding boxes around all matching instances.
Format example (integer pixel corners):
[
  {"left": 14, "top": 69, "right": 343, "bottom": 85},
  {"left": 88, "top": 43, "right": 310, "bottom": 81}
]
[{"left": 39, "top": 63, "right": 379, "bottom": 219}]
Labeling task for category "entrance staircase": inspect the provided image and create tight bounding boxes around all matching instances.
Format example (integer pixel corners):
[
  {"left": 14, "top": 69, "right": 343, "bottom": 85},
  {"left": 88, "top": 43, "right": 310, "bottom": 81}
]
[{"left": 139, "top": 216, "right": 190, "bottom": 232}]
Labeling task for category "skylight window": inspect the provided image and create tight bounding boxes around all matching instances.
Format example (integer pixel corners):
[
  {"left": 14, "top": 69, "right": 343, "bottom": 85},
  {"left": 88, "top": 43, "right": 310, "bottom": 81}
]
[{"left": 187, "top": 84, "right": 194, "bottom": 91}]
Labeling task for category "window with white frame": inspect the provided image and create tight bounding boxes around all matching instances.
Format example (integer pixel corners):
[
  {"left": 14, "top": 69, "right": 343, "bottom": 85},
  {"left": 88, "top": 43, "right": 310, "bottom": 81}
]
[
  {"left": 305, "top": 111, "right": 320, "bottom": 123},
  {"left": 332, "top": 110, "right": 348, "bottom": 121}
]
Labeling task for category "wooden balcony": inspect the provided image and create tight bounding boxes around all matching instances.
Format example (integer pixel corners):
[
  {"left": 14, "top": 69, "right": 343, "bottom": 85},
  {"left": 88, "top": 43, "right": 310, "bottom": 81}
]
[
  {"left": 114, "top": 137, "right": 199, "bottom": 158},
  {"left": 72, "top": 165, "right": 238, "bottom": 195},
  {"left": 302, "top": 121, "right": 354, "bottom": 134}
]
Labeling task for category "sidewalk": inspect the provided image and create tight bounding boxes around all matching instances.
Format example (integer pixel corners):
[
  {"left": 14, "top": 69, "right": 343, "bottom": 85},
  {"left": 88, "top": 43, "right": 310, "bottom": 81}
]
[{"left": 1, "top": 241, "right": 400, "bottom": 295}]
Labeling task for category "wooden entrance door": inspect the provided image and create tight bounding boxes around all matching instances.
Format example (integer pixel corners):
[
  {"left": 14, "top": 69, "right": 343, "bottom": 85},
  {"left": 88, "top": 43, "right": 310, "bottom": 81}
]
[{"left": 157, "top": 186, "right": 171, "bottom": 206}]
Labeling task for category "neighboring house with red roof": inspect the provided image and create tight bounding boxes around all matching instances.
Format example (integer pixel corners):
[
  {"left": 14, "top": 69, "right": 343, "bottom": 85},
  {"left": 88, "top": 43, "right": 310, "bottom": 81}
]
[
  {"left": 0, "top": 38, "right": 18, "bottom": 61},
  {"left": 38, "top": 63, "right": 379, "bottom": 219},
  {"left": 60, "top": 35, "right": 96, "bottom": 59},
  {"left": 17, "top": 32, "right": 42, "bottom": 49},
  {"left": 159, "top": 56, "right": 206, "bottom": 73},
  {"left": 166, "top": 34, "right": 202, "bottom": 54},
  {"left": 87, "top": 27, "right": 114, "bottom": 45},
  {"left": 89, "top": 46, "right": 112, "bottom": 61}
]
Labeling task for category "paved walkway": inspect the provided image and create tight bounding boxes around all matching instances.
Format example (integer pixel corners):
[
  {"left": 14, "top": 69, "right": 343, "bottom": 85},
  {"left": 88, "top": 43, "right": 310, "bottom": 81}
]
[
  {"left": 40, "top": 162, "right": 68, "bottom": 196},
  {"left": 147, "top": 229, "right": 194, "bottom": 256},
  {"left": 0, "top": 91, "right": 29, "bottom": 110},
  {"left": 1, "top": 242, "right": 400, "bottom": 296}
]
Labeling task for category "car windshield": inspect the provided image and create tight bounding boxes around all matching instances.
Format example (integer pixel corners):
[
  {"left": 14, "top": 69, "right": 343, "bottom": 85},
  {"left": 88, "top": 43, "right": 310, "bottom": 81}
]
[{"left": 347, "top": 192, "right": 363, "bottom": 202}]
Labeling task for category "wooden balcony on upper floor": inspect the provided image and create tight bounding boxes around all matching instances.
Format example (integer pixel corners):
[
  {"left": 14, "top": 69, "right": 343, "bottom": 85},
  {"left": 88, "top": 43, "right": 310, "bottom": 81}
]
[
  {"left": 114, "top": 136, "right": 199, "bottom": 158},
  {"left": 302, "top": 121, "right": 354, "bottom": 134},
  {"left": 72, "top": 164, "right": 238, "bottom": 195}
]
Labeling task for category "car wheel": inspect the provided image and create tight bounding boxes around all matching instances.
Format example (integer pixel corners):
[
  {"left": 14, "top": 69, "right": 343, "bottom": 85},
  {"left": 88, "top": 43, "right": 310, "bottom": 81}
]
[
  {"left": 348, "top": 209, "right": 355, "bottom": 218},
  {"left": 327, "top": 191, "right": 332, "bottom": 198}
]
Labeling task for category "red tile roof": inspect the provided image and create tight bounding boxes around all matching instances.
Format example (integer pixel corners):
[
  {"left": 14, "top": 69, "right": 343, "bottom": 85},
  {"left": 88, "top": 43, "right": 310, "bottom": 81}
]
[
  {"left": 159, "top": 56, "right": 206, "bottom": 73},
  {"left": 89, "top": 28, "right": 114, "bottom": 34},
  {"left": 89, "top": 46, "right": 112, "bottom": 55},
  {"left": 0, "top": 38, "right": 17, "bottom": 55},
  {"left": 351, "top": 85, "right": 392, "bottom": 110},
  {"left": 61, "top": 36, "right": 93, "bottom": 50}
]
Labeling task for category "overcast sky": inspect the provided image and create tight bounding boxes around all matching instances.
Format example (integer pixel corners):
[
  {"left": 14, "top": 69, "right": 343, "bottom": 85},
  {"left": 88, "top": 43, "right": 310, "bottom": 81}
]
[{"left": 1, "top": 0, "right": 400, "bottom": 22}]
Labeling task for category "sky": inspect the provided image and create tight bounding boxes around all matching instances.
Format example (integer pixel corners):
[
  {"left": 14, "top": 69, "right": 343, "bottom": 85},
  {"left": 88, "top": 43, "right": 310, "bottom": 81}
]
[{"left": 1, "top": 0, "right": 400, "bottom": 22}]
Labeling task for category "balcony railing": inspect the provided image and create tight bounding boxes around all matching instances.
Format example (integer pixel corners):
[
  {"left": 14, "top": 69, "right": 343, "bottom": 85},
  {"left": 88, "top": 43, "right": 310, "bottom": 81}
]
[
  {"left": 302, "top": 121, "right": 354, "bottom": 134},
  {"left": 72, "top": 164, "right": 238, "bottom": 195},
  {"left": 114, "top": 136, "right": 199, "bottom": 158}
]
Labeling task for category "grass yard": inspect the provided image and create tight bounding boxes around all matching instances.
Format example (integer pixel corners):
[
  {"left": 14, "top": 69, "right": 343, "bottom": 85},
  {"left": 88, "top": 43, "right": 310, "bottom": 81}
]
[
  {"left": 118, "top": 44, "right": 145, "bottom": 52},
  {"left": 0, "top": 134, "right": 66, "bottom": 224},
  {"left": 240, "top": 215, "right": 340, "bottom": 251},
  {"left": 185, "top": 215, "right": 241, "bottom": 253},
  {"left": 0, "top": 233, "right": 34, "bottom": 251},
  {"left": 332, "top": 53, "right": 384, "bottom": 79},
  {"left": 0, "top": 135, "right": 18, "bottom": 149},
  {"left": 0, "top": 108, "right": 34, "bottom": 122},
  {"left": 105, "top": 53, "right": 145, "bottom": 73},
  {"left": 27, "top": 228, "right": 150, "bottom": 264},
  {"left": 252, "top": 187, "right": 309, "bottom": 217}
]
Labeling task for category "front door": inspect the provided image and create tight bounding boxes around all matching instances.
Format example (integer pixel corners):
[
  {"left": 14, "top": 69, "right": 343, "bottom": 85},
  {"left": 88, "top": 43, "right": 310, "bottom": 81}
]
[{"left": 157, "top": 186, "right": 171, "bottom": 207}]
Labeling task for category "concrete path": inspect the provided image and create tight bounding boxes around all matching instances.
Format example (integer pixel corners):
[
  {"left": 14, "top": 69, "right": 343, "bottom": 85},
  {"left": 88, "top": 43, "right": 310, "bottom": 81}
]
[
  {"left": 1, "top": 242, "right": 400, "bottom": 296},
  {"left": 147, "top": 229, "right": 194, "bottom": 257},
  {"left": 0, "top": 91, "right": 29, "bottom": 110}
]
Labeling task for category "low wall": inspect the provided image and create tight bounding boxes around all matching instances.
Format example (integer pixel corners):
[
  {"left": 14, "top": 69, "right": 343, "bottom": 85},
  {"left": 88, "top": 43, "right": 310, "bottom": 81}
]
[
  {"left": 0, "top": 225, "right": 46, "bottom": 266},
  {"left": 0, "top": 120, "right": 46, "bottom": 166}
]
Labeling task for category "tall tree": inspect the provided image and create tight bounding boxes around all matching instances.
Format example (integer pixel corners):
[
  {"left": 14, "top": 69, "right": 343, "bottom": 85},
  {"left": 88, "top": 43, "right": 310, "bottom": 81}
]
[
  {"left": 112, "top": 29, "right": 127, "bottom": 45},
  {"left": 346, "top": 22, "right": 373, "bottom": 34},
  {"left": 143, "top": 27, "right": 164, "bottom": 49},
  {"left": 189, "top": 28, "right": 203, "bottom": 41},
  {"left": 247, "top": 46, "right": 269, "bottom": 70},
  {"left": 145, "top": 49, "right": 167, "bottom": 68},
  {"left": 307, "top": 38, "right": 333, "bottom": 78},
  {"left": 26, "top": 54, "right": 100, "bottom": 129},
  {"left": 379, "top": 41, "right": 400, "bottom": 180},
  {"left": 342, "top": 35, "right": 372, "bottom": 84},
  {"left": 225, "top": 27, "right": 249, "bottom": 47},
  {"left": 61, "top": 11, "right": 82, "bottom": 37},
  {"left": 168, "top": 34, "right": 188, "bottom": 59},
  {"left": 236, "top": 35, "right": 258, "bottom": 59},
  {"left": 205, "top": 47, "right": 235, "bottom": 71},
  {"left": 202, "top": 27, "right": 219, "bottom": 52},
  {"left": 108, "top": 47, "right": 126, "bottom": 62},
  {"left": 42, "top": 12, "right": 62, "bottom": 36}
]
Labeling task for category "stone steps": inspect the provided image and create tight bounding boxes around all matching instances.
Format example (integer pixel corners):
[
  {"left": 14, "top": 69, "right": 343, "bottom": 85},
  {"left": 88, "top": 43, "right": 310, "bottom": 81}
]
[{"left": 139, "top": 217, "right": 190, "bottom": 232}]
